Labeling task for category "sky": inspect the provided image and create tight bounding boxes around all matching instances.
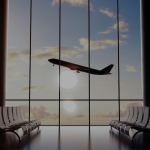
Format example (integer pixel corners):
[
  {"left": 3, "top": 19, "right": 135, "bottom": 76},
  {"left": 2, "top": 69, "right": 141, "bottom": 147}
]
[{"left": 7, "top": 0, "right": 142, "bottom": 125}]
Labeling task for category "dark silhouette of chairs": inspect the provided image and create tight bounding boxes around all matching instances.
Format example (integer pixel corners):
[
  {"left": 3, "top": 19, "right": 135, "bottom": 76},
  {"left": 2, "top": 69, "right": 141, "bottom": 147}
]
[
  {"left": 19, "top": 106, "right": 41, "bottom": 127},
  {"left": 0, "top": 107, "right": 26, "bottom": 142},
  {"left": 119, "top": 107, "right": 138, "bottom": 131},
  {"left": 113, "top": 106, "right": 134, "bottom": 129},
  {"left": 0, "top": 106, "right": 41, "bottom": 143},
  {"left": 109, "top": 106, "right": 130, "bottom": 127},
  {"left": 8, "top": 107, "right": 32, "bottom": 132},
  {"left": 110, "top": 106, "right": 150, "bottom": 140},
  {"left": 128, "top": 107, "right": 149, "bottom": 140},
  {"left": 123, "top": 107, "right": 143, "bottom": 134},
  {"left": 15, "top": 107, "right": 37, "bottom": 129}
]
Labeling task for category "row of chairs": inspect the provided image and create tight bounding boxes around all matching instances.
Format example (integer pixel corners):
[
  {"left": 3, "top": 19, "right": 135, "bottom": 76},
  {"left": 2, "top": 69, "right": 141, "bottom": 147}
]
[
  {"left": 109, "top": 106, "right": 150, "bottom": 140},
  {"left": 0, "top": 106, "right": 41, "bottom": 142}
]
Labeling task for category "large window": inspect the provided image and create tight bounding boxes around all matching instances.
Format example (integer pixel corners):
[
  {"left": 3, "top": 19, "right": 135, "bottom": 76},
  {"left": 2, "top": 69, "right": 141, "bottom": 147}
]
[{"left": 7, "top": 0, "right": 142, "bottom": 125}]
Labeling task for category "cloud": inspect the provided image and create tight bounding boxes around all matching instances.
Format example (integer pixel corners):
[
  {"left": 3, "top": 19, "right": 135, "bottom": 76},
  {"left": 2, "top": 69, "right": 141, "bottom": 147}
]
[
  {"left": 91, "top": 102, "right": 142, "bottom": 118},
  {"left": 75, "top": 38, "right": 127, "bottom": 52},
  {"left": 18, "top": 85, "right": 49, "bottom": 92},
  {"left": 52, "top": 0, "right": 94, "bottom": 11},
  {"left": 126, "top": 102, "right": 142, "bottom": 107},
  {"left": 110, "top": 21, "right": 129, "bottom": 32},
  {"left": 7, "top": 68, "right": 28, "bottom": 81},
  {"left": 8, "top": 46, "right": 80, "bottom": 66},
  {"left": 7, "top": 48, "right": 30, "bottom": 81},
  {"left": 98, "top": 30, "right": 112, "bottom": 34},
  {"left": 120, "top": 34, "right": 129, "bottom": 38},
  {"left": 99, "top": 8, "right": 116, "bottom": 18},
  {"left": 7, "top": 47, "right": 30, "bottom": 64},
  {"left": 93, "top": 111, "right": 118, "bottom": 118},
  {"left": 20, "top": 104, "right": 59, "bottom": 121},
  {"left": 32, "top": 47, "right": 79, "bottom": 64},
  {"left": 125, "top": 65, "right": 137, "bottom": 72},
  {"left": 76, "top": 54, "right": 84, "bottom": 58},
  {"left": 74, "top": 114, "right": 85, "bottom": 117}
]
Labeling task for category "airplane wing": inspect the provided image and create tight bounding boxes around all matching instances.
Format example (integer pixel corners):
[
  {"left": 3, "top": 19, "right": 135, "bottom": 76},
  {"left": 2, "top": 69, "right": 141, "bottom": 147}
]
[{"left": 48, "top": 58, "right": 113, "bottom": 75}]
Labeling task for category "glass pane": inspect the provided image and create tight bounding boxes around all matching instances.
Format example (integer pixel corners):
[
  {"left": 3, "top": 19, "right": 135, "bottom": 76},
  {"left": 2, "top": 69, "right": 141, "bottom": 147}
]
[
  {"left": 30, "top": 0, "right": 59, "bottom": 125},
  {"left": 6, "top": 101, "right": 29, "bottom": 121},
  {"left": 60, "top": 0, "right": 89, "bottom": 125},
  {"left": 90, "top": 0, "right": 118, "bottom": 125},
  {"left": 119, "top": 0, "right": 142, "bottom": 99},
  {"left": 91, "top": 101, "right": 118, "bottom": 125},
  {"left": 7, "top": 0, "right": 30, "bottom": 99},
  {"left": 60, "top": 101, "right": 88, "bottom": 125},
  {"left": 31, "top": 101, "right": 59, "bottom": 125},
  {"left": 120, "top": 101, "right": 142, "bottom": 121},
  {"left": 90, "top": 0, "right": 118, "bottom": 100},
  {"left": 31, "top": 0, "right": 59, "bottom": 99},
  {"left": 60, "top": 0, "right": 88, "bottom": 99}
]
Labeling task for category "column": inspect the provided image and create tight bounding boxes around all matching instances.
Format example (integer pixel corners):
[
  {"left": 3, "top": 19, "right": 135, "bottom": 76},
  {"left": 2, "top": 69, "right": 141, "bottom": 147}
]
[
  {"left": 140, "top": 0, "right": 150, "bottom": 106},
  {"left": 0, "top": 0, "right": 9, "bottom": 106}
]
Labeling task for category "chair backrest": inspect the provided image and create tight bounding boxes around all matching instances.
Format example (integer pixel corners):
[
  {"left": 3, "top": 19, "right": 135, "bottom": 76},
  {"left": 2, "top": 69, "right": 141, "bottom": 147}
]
[
  {"left": 8, "top": 107, "right": 16, "bottom": 126},
  {"left": 20, "top": 106, "right": 26, "bottom": 121},
  {"left": 140, "top": 107, "right": 149, "bottom": 127},
  {"left": 2, "top": 107, "right": 11, "bottom": 127},
  {"left": 145, "top": 109, "right": 150, "bottom": 128},
  {"left": 126, "top": 106, "right": 134, "bottom": 122},
  {"left": 12, "top": 107, "right": 20, "bottom": 124},
  {"left": 134, "top": 107, "right": 143, "bottom": 125},
  {"left": 16, "top": 106, "right": 24, "bottom": 122},
  {"left": 130, "top": 107, "right": 138, "bottom": 124},
  {"left": 124, "top": 106, "right": 130, "bottom": 121},
  {"left": 0, "top": 107, "right": 6, "bottom": 129}
]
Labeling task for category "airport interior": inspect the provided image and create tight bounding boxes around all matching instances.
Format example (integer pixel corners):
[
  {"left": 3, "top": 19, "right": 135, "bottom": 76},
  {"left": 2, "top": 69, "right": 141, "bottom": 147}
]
[{"left": 0, "top": 0, "right": 150, "bottom": 150}]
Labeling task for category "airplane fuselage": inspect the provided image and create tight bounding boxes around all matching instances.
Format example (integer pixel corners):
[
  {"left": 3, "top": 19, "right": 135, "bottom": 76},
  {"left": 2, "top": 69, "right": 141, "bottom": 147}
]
[{"left": 48, "top": 58, "right": 113, "bottom": 75}]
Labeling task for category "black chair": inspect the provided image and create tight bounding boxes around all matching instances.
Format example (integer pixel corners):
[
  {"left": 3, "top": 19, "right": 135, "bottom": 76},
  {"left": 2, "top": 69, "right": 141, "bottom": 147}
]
[
  {"left": 110, "top": 106, "right": 130, "bottom": 127},
  {"left": 120, "top": 107, "right": 138, "bottom": 132},
  {"left": 12, "top": 107, "right": 36, "bottom": 130},
  {"left": 113, "top": 106, "right": 134, "bottom": 129},
  {"left": 16, "top": 106, "right": 38, "bottom": 129},
  {"left": 19, "top": 106, "right": 41, "bottom": 127},
  {"left": 0, "top": 107, "right": 27, "bottom": 142},
  {"left": 127, "top": 107, "right": 149, "bottom": 140},
  {"left": 8, "top": 107, "right": 33, "bottom": 132},
  {"left": 124, "top": 107, "right": 143, "bottom": 135}
]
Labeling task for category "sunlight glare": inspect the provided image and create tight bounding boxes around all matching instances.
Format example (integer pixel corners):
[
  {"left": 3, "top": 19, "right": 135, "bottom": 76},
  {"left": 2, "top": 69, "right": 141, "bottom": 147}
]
[
  {"left": 63, "top": 101, "right": 76, "bottom": 112},
  {"left": 57, "top": 71, "right": 77, "bottom": 89}
]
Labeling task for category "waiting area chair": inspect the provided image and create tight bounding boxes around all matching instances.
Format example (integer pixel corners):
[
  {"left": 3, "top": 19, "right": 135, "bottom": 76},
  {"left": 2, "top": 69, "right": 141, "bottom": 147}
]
[
  {"left": 0, "top": 106, "right": 41, "bottom": 142},
  {"left": 110, "top": 106, "right": 150, "bottom": 140}
]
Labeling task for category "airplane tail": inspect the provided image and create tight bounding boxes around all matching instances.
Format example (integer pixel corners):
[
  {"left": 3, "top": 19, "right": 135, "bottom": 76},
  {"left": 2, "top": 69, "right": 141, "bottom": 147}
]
[{"left": 100, "top": 64, "right": 114, "bottom": 74}]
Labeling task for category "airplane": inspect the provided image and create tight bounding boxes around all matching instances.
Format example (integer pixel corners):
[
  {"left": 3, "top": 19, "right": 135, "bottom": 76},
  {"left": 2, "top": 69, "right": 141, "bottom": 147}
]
[{"left": 48, "top": 58, "right": 114, "bottom": 75}]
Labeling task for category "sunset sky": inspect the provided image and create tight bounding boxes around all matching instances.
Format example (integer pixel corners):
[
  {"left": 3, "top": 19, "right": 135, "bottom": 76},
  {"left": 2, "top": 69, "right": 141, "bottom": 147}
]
[{"left": 7, "top": 0, "right": 142, "bottom": 125}]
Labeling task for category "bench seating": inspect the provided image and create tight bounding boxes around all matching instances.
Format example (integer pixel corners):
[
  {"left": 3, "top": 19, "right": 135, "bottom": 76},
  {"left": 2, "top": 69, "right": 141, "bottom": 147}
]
[
  {"left": 19, "top": 106, "right": 41, "bottom": 127},
  {"left": 109, "top": 106, "right": 130, "bottom": 127},
  {"left": 0, "top": 106, "right": 41, "bottom": 142},
  {"left": 110, "top": 106, "right": 150, "bottom": 140}
]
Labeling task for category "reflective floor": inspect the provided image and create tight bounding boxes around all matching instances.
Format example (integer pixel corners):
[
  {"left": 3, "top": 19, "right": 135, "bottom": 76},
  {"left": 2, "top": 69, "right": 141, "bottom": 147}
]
[{"left": 1, "top": 126, "right": 150, "bottom": 150}]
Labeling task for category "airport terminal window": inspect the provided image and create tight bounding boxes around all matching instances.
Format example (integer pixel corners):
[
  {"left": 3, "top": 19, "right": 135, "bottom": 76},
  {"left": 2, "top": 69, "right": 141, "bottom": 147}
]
[
  {"left": 30, "top": 0, "right": 59, "bottom": 125},
  {"left": 119, "top": 0, "right": 142, "bottom": 100},
  {"left": 6, "top": 0, "right": 142, "bottom": 125},
  {"left": 60, "top": 0, "right": 89, "bottom": 125},
  {"left": 7, "top": 0, "right": 30, "bottom": 100},
  {"left": 90, "top": 0, "right": 119, "bottom": 123}
]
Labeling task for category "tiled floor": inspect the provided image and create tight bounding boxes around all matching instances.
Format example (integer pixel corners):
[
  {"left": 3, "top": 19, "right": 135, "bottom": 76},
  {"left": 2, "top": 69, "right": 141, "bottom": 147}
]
[{"left": 1, "top": 126, "right": 150, "bottom": 150}]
